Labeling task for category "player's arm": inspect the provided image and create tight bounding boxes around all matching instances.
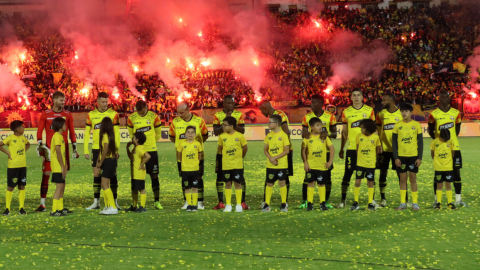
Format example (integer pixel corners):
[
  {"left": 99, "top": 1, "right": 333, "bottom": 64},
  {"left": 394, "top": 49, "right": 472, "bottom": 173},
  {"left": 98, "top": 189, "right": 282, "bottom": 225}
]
[
  {"left": 25, "top": 140, "right": 30, "bottom": 151},
  {"left": 392, "top": 133, "right": 399, "bottom": 160},
  {"left": 416, "top": 132, "right": 423, "bottom": 166},
  {"left": 200, "top": 119, "right": 209, "bottom": 142},
  {"left": 236, "top": 124, "right": 245, "bottom": 134},
  {"left": 376, "top": 138, "right": 382, "bottom": 155},
  {"left": 56, "top": 144, "right": 66, "bottom": 178},
  {"left": 113, "top": 113, "right": 120, "bottom": 156},
  {"left": 37, "top": 111, "right": 46, "bottom": 145},
  {"left": 427, "top": 114, "right": 436, "bottom": 139},
  {"left": 456, "top": 123, "right": 461, "bottom": 136},
  {"left": 302, "top": 126, "right": 310, "bottom": 139},
  {"left": 263, "top": 143, "right": 271, "bottom": 159},
  {"left": 301, "top": 145, "right": 309, "bottom": 172},
  {"left": 329, "top": 124, "right": 337, "bottom": 139},
  {"left": 126, "top": 141, "right": 133, "bottom": 160},
  {"left": 327, "top": 144, "right": 334, "bottom": 168},
  {"left": 376, "top": 112, "right": 382, "bottom": 136},
  {"left": 176, "top": 150, "right": 182, "bottom": 161},
  {"left": 67, "top": 114, "right": 77, "bottom": 153},
  {"left": 217, "top": 144, "right": 223, "bottom": 154},
  {"left": 140, "top": 152, "right": 151, "bottom": 170},
  {"left": 84, "top": 113, "right": 92, "bottom": 159},
  {"left": 281, "top": 122, "right": 290, "bottom": 137},
  {"left": 0, "top": 141, "right": 11, "bottom": 159},
  {"left": 154, "top": 115, "right": 162, "bottom": 142},
  {"left": 198, "top": 151, "right": 204, "bottom": 161},
  {"left": 274, "top": 145, "right": 290, "bottom": 160},
  {"left": 242, "top": 144, "right": 248, "bottom": 158},
  {"left": 339, "top": 123, "right": 348, "bottom": 159},
  {"left": 431, "top": 150, "right": 434, "bottom": 159},
  {"left": 127, "top": 117, "right": 134, "bottom": 139},
  {"left": 213, "top": 124, "right": 223, "bottom": 136}
]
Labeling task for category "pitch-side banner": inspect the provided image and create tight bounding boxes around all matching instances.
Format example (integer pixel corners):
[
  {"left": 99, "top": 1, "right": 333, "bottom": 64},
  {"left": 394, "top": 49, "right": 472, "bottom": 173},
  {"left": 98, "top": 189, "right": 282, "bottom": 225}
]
[{"left": 1, "top": 123, "right": 479, "bottom": 144}]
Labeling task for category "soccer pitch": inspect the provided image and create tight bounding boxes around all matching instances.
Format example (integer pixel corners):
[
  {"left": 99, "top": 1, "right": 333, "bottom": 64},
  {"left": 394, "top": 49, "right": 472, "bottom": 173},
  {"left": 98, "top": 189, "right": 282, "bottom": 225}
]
[{"left": 0, "top": 137, "right": 479, "bottom": 269}]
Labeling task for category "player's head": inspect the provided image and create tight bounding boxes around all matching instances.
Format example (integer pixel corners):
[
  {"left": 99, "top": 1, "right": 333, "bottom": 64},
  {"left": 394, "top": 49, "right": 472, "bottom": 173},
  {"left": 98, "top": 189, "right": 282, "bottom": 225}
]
[
  {"left": 52, "top": 117, "right": 66, "bottom": 133},
  {"left": 311, "top": 94, "right": 324, "bottom": 113},
  {"left": 10, "top": 120, "right": 24, "bottom": 134},
  {"left": 258, "top": 100, "right": 273, "bottom": 117},
  {"left": 222, "top": 116, "right": 237, "bottom": 133},
  {"left": 439, "top": 129, "right": 451, "bottom": 142},
  {"left": 400, "top": 103, "right": 413, "bottom": 120},
  {"left": 360, "top": 119, "right": 376, "bottom": 136},
  {"left": 223, "top": 95, "right": 235, "bottom": 113},
  {"left": 99, "top": 117, "right": 116, "bottom": 156},
  {"left": 350, "top": 88, "right": 363, "bottom": 105},
  {"left": 185, "top": 125, "right": 196, "bottom": 140},
  {"left": 177, "top": 101, "right": 191, "bottom": 121},
  {"left": 97, "top": 92, "right": 109, "bottom": 111},
  {"left": 382, "top": 93, "right": 396, "bottom": 109},
  {"left": 52, "top": 91, "right": 65, "bottom": 110},
  {"left": 135, "top": 100, "right": 147, "bottom": 115},
  {"left": 309, "top": 117, "right": 323, "bottom": 134},
  {"left": 133, "top": 131, "right": 146, "bottom": 146},
  {"left": 439, "top": 91, "right": 451, "bottom": 107},
  {"left": 268, "top": 114, "right": 282, "bottom": 130}
]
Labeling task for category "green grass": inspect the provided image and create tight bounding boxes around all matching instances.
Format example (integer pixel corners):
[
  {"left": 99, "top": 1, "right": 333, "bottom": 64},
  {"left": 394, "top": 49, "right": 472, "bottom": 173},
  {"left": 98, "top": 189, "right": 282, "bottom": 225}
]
[{"left": 0, "top": 138, "right": 480, "bottom": 269}]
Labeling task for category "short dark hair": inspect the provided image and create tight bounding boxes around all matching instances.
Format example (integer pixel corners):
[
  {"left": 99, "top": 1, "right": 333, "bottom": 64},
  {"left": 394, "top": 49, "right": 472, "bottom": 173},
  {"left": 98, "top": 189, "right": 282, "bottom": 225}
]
[
  {"left": 223, "top": 116, "right": 237, "bottom": 127},
  {"left": 400, "top": 103, "right": 414, "bottom": 112},
  {"left": 98, "top": 92, "right": 109, "bottom": 99},
  {"left": 351, "top": 88, "right": 363, "bottom": 96},
  {"left": 52, "top": 117, "right": 66, "bottom": 132},
  {"left": 269, "top": 114, "right": 282, "bottom": 124},
  {"left": 224, "top": 95, "right": 234, "bottom": 102},
  {"left": 311, "top": 94, "right": 324, "bottom": 104},
  {"left": 308, "top": 117, "right": 321, "bottom": 127},
  {"left": 185, "top": 125, "right": 196, "bottom": 133},
  {"left": 52, "top": 91, "right": 65, "bottom": 100},
  {"left": 136, "top": 100, "right": 147, "bottom": 112},
  {"left": 10, "top": 120, "right": 24, "bottom": 132},
  {"left": 439, "top": 90, "right": 450, "bottom": 96},
  {"left": 384, "top": 93, "right": 396, "bottom": 101},
  {"left": 134, "top": 131, "right": 147, "bottom": 145},
  {"left": 440, "top": 129, "right": 451, "bottom": 141},
  {"left": 360, "top": 119, "right": 376, "bottom": 134}
]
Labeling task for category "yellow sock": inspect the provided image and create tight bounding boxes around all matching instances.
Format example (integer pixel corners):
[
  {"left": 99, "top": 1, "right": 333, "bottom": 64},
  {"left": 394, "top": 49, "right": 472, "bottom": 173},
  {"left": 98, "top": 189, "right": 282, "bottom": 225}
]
[
  {"left": 319, "top": 186, "right": 326, "bottom": 203},
  {"left": 307, "top": 187, "right": 314, "bottom": 204},
  {"left": 103, "top": 191, "right": 109, "bottom": 207},
  {"left": 186, "top": 193, "right": 192, "bottom": 205},
  {"left": 265, "top": 186, "right": 273, "bottom": 205},
  {"left": 436, "top": 190, "right": 442, "bottom": 204},
  {"left": 354, "top": 186, "right": 360, "bottom": 202},
  {"left": 132, "top": 191, "right": 138, "bottom": 207},
  {"left": 368, "top": 187, "right": 374, "bottom": 204},
  {"left": 400, "top": 190, "right": 407, "bottom": 204},
  {"left": 412, "top": 191, "right": 418, "bottom": 204},
  {"left": 192, "top": 193, "right": 198, "bottom": 205},
  {"left": 225, "top": 189, "right": 232, "bottom": 205},
  {"left": 59, "top": 198, "right": 64, "bottom": 210},
  {"left": 235, "top": 189, "right": 242, "bottom": 205},
  {"left": 19, "top": 189, "right": 25, "bottom": 209},
  {"left": 52, "top": 199, "right": 59, "bottom": 212},
  {"left": 446, "top": 190, "right": 453, "bottom": 204},
  {"left": 106, "top": 188, "right": 116, "bottom": 209},
  {"left": 5, "top": 190, "right": 13, "bottom": 210},
  {"left": 280, "top": 186, "right": 287, "bottom": 204},
  {"left": 140, "top": 194, "right": 146, "bottom": 208}
]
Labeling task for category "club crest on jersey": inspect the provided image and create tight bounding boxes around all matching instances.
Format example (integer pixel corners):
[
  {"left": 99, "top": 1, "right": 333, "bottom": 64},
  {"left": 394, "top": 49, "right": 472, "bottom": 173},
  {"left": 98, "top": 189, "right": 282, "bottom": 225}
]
[
  {"left": 268, "top": 137, "right": 272, "bottom": 140},
  {"left": 360, "top": 138, "right": 364, "bottom": 142},
  {"left": 194, "top": 145, "right": 197, "bottom": 148},
  {"left": 371, "top": 140, "right": 374, "bottom": 144},
  {"left": 309, "top": 140, "right": 313, "bottom": 143},
  {"left": 146, "top": 120, "right": 151, "bottom": 125},
  {"left": 278, "top": 137, "right": 282, "bottom": 141},
  {"left": 412, "top": 126, "right": 416, "bottom": 130},
  {"left": 395, "top": 117, "right": 400, "bottom": 121},
  {"left": 223, "top": 138, "right": 227, "bottom": 142},
  {"left": 362, "top": 113, "right": 367, "bottom": 118},
  {"left": 13, "top": 140, "right": 16, "bottom": 143},
  {"left": 450, "top": 116, "right": 455, "bottom": 121},
  {"left": 399, "top": 127, "right": 403, "bottom": 130},
  {"left": 235, "top": 138, "right": 239, "bottom": 142}
]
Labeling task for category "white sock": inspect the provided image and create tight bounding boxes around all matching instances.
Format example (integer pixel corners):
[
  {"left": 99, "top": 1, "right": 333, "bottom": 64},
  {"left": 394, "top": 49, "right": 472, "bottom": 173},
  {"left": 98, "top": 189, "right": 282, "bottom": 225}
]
[
  {"left": 434, "top": 195, "right": 437, "bottom": 202},
  {"left": 94, "top": 198, "right": 98, "bottom": 204},
  {"left": 455, "top": 194, "right": 461, "bottom": 202},
  {"left": 40, "top": 198, "right": 46, "bottom": 206}
]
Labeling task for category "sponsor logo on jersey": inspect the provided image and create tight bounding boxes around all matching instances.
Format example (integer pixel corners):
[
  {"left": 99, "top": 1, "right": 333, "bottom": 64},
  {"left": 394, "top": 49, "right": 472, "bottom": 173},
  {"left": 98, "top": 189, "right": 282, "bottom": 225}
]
[
  {"left": 179, "top": 133, "right": 186, "bottom": 139},
  {"left": 94, "top": 123, "right": 101, "bottom": 130},
  {"left": 136, "top": 126, "right": 151, "bottom": 133},
  {"left": 383, "top": 124, "right": 395, "bottom": 130},
  {"left": 351, "top": 120, "right": 362, "bottom": 128},
  {"left": 439, "top": 122, "right": 454, "bottom": 130}
]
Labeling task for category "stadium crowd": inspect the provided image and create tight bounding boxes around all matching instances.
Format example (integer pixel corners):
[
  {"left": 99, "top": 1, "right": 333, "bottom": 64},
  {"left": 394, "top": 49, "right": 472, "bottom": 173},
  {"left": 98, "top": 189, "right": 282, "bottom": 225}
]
[{"left": 0, "top": 4, "right": 479, "bottom": 118}]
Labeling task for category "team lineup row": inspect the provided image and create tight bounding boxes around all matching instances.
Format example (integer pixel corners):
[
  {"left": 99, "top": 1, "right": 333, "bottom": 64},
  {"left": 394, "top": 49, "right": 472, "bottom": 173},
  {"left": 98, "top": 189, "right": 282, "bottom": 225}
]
[{"left": 0, "top": 89, "right": 468, "bottom": 216}]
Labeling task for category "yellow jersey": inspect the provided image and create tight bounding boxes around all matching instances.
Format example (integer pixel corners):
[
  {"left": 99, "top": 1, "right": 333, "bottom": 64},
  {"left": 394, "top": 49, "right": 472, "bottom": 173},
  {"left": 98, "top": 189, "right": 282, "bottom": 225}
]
[
  {"left": 428, "top": 107, "right": 461, "bottom": 150},
  {"left": 50, "top": 132, "right": 66, "bottom": 173},
  {"left": 301, "top": 135, "right": 332, "bottom": 171},
  {"left": 101, "top": 133, "right": 117, "bottom": 159},
  {"left": 376, "top": 108, "right": 402, "bottom": 152},
  {"left": 218, "top": 131, "right": 247, "bottom": 170},
  {"left": 213, "top": 109, "right": 245, "bottom": 154},
  {"left": 85, "top": 107, "right": 120, "bottom": 152},
  {"left": 264, "top": 130, "right": 290, "bottom": 169},
  {"left": 273, "top": 109, "right": 292, "bottom": 150},
  {"left": 132, "top": 145, "right": 147, "bottom": 180},
  {"left": 169, "top": 114, "right": 208, "bottom": 149},
  {"left": 302, "top": 111, "right": 337, "bottom": 135},
  {"left": 177, "top": 140, "right": 203, "bottom": 172},
  {"left": 127, "top": 111, "right": 162, "bottom": 152},
  {"left": 356, "top": 133, "right": 380, "bottom": 168},
  {"left": 430, "top": 138, "right": 455, "bottom": 171},
  {"left": 392, "top": 120, "right": 422, "bottom": 157},
  {"left": 341, "top": 105, "right": 375, "bottom": 150},
  {"left": 2, "top": 134, "right": 27, "bottom": 168}
]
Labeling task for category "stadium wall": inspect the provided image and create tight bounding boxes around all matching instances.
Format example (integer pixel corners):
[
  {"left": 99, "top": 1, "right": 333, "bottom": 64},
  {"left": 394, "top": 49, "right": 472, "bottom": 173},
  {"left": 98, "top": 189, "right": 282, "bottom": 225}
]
[{"left": 2, "top": 123, "right": 479, "bottom": 144}]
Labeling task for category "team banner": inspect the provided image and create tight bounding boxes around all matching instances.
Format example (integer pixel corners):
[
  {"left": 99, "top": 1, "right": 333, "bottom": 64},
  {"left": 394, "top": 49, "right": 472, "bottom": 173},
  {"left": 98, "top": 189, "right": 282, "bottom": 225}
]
[{"left": 2, "top": 123, "right": 479, "bottom": 145}]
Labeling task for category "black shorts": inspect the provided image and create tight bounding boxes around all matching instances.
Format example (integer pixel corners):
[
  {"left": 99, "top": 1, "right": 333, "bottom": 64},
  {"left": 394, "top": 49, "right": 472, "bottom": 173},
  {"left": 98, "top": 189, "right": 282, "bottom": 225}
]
[
  {"left": 356, "top": 166, "right": 375, "bottom": 181},
  {"left": 223, "top": 169, "right": 245, "bottom": 184},
  {"left": 396, "top": 156, "right": 419, "bottom": 173},
  {"left": 91, "top": 149, "right": 100, "bottom": 167},
  {"left": 101, "top": 158, "right": 117, "bottom": 179},
  {"left": 434, "top": 171, "right": 454, "bottom": 183},
  {"left": 179, "top": 160, "right": 204, "bottom": 177},
  {"left": 182, "top": 171, "right": 200, "bottom": 189},
  {"left": 146, "top": 151, "right": 159, "bottom": 175},
  {"left": 7, "top": 167, "right": 27, "bottom": 188},
  {"left": 265, "top": 168, "right": 288, "bottom": 184},
  {"left": 376, "top": 151, "right": 397, "bottom": 170},
  {"left": 51, "top": 173, "right": 65, "bottom": 183},
  {"left": 132, "top": 179, "right": 145, "bottom": 190},
  {"left": 454, "top": 151, "right": 462, "bottom": 169},
  {"left": 305, "top": 169, "right": 329, "bottom": 184},
  {"left": 287, "top": 150, "right": 294, "bottom": 176},
  {"left": 345, "top": 150, "right": 357, "bottom": 171},
  {"left": 215, "top": 154, "right": 222, "bottom": 174}
]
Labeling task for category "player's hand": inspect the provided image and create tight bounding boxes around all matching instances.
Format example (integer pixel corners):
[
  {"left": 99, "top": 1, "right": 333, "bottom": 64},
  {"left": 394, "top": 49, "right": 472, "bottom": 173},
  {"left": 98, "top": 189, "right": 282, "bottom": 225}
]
[
  {"left": 339, "top": 150, "right": 344, "bottom": 159},
  {"left": 7, "top": 152, "right": 12, "bottom": 160},
  {"left": 269, "top": 157, "right": 277, "bottom": 164},
  {"left": 140, "top": 164, "right": 146, "bottom": 171},
  {"left": 61, "top": 166, "right": 67, "bottom": 178},
  {"left": 395, "top": 159, "right": 402, "bottom": 168},
  {"left": 325, "top": 161, "right": 333, "bottom": 169},
  {"left": 304, "top": 163, "right": 310, "bottom": 172},
  {"left": 415, "top": 159, "right": 422, "bottom": 167},
  {"left": 272, "top": 160, "right": 278, "bottom": 166},
  {"left": 127, "top": 141, "right": 133, "bottom": 147},
  {"left": 43, "top": 146, "right": 51, "bottom": 162},
  {"left": 84, "top": 154, "right": 90, "bottom": 160},
  {"left": 72, "top": 143, "right": 78, "bottom": 159},
  {"left": 320, "top": 131, "right": 328, "bottom": 141},
  {"left": 38, "top": 140, "right": 43, "bottom": 146},
  {"left": 115, "top": 153, "right": 120, "bottom": 159},
  {"left": 96, "top": 160, "right": 102, "bottom": 169}
]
